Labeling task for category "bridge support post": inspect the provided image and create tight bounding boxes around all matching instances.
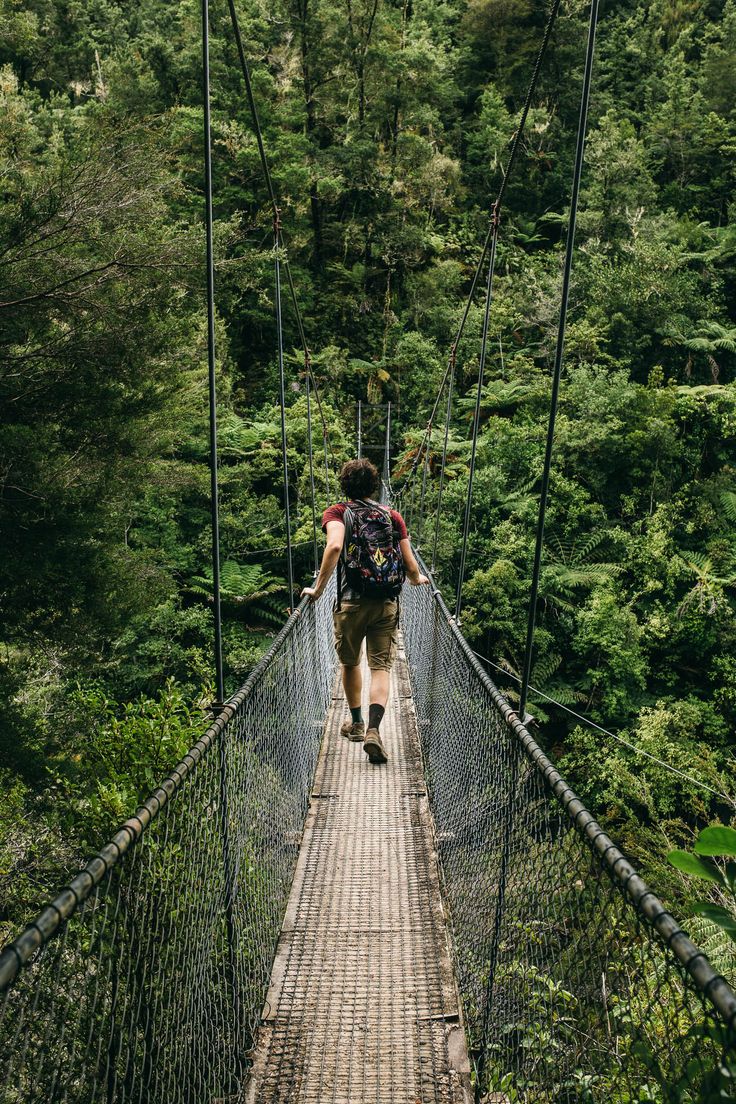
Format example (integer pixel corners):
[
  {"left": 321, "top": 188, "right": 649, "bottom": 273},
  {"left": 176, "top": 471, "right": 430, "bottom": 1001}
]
[
  {"left": 217, "top": 726, "right": 244, "bottom": 1091},
  {"left": 201, "top": 0, "right": 225, "bottom": 710},
  {"left": 475, "top": 752, "right": 519, "bottom": 1099},
  {"left": 202, "top": 2, "right": 243, "bottom": 1091},
  {"left": 518, "top": 0, "right": 599, "bottom": 721}
]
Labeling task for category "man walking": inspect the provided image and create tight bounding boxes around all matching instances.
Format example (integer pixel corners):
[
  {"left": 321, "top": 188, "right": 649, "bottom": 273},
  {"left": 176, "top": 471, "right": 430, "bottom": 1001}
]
[{"left": 301, "top": 458, "right": 429, "bottom": 765}]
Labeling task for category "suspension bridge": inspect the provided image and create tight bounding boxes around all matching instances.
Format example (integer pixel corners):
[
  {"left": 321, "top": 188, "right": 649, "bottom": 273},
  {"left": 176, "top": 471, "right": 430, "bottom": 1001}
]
[{"left": 2, "top": 0, "right": 736, "bottom": 1101}]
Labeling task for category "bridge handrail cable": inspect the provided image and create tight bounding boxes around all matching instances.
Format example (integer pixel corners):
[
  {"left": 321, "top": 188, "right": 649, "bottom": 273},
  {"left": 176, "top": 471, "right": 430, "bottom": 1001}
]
[
  {"left": 0, "top": 592, "right": 313, "bottom": 995},
  {"left": 414, "top": 551, "right": 736, "bottom": 1032}
]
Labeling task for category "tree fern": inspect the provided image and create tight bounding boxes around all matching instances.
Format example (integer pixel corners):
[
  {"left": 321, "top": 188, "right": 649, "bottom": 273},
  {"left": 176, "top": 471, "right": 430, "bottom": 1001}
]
[
  {"left": 458, "top": 378, "right": 541, "bottom": 417},
  {"left": 188, "top": 562, "right": 288, "bottom": 626},
  {"left": 499, "top": 475, "right": 538, "bottom": 514},
  {"left": 663, "top": 319, "right": 736, "bottom": 381},
  {"left": 720, "top": 491, "right": 736, "bottom": 523},
  {"left": 219, "top": 413, "right": 280, "bottom": 458},
  {"left": 499, "top": 653, "right": 587, "bottom": 722},
  {"left": 540, "top": 532, "right": 619, "bottom": 611},
  {"left": 684, "top": 914, "right": 736, "bottom": 987},
  {"left": 546, "top": 530, "right": 609, "bottom": 565}
]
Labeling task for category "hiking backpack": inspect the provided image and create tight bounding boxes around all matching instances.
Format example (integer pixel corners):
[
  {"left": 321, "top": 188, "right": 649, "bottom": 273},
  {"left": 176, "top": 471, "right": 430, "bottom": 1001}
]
[{"left": 338, "top": 500, "right": 406, "bottom": 603}]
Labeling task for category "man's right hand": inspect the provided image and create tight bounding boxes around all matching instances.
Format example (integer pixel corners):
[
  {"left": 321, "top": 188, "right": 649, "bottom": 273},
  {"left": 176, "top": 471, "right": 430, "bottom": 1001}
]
[{"left": 409, "top": 573, "right": 430, "bottom": 586}]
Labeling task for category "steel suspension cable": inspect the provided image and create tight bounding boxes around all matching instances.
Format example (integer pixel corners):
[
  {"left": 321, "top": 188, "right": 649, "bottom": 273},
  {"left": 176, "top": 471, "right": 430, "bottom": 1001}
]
[
  {"left": 471, "top": 647, "right": 734, "bottom": 805},
  {"left": 495, "top": 0, "right": 562, "bottom": 212},
  {"left": 394, "top": 0, "right": 563, "bottom": 511},
  {"left": 201, "top": 2, "right": 240, "bottom": 1077},
  {"left": 477, "top": 2, "right": 601, "bottom": 1089},
  {"left": 393, "top": 258, "right": 488, "bottom": 504},
  {"left": 273, "top": 217, "right": 295, "bottom": 605},
  {"left": 201, "top": 0, "right": 225, "bottom": 706},
  {"left": 323, "top": 425, "right": 331, "bottom": 505},
  {"left": 224, "top": 0, "right": 337, "bottom": 473},
  {"left": 452, "top": 0, "right": 563, "bottom": 606},
  {"left": 380, "top": 402, "right": 392, "bottom": 505},
  {"left": 518, "top": 0, "right": 600, "bottom": 721},
  {"left": 430, "top": 350, "right": 456, "bottom": 572},
  {"left": 306, "top": 373, "right": 319, "bottom": 575},
  {"left": 417, "top": 420, "right": 432, "bottom": 545},
  {"left": 455, "top": 211, "right": 499, "bottom": 620}
]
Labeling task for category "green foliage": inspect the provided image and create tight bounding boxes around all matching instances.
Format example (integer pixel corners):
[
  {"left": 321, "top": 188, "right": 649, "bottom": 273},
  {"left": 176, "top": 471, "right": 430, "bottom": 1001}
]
[
  {"left": 668, "top": 826, "right": 736, "bottom": 968},
  {"left": 188, "top": 561, "right": 287, "bottom": 627},
  {"left": 67, "top": 680, "right": 201, "bottom": 837},
  {"left": 0, "top": 0, "right": 735, "bottom": 981},
  {"left": 660, "top": 825, "right": 736, "bottom": 1101}
]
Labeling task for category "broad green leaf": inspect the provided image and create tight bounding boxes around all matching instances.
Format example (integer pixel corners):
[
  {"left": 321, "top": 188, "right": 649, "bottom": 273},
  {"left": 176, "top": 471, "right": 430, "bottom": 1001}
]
[
  {"left": 695, "top": 826, "right": 736, "bottom": 858},
  {"left": 668, "top": 850, "right": 723, "bottom": 884},
  {"left": 725, "top": 861, "right": 736, "bottom": 893},
  {"left": 692, "top": 902, "right": 736, "bottom": 942}
]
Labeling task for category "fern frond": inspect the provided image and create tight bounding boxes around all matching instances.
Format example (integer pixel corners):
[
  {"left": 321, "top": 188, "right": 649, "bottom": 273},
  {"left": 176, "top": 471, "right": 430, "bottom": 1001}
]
[
  {"left": 247, "top": 601, "right": 288, "bottom": 628},
  {"left": 219, "top": 413, "right": 279, "bottom": 457},
  {"left": 574, "top": 530, "right": 609, "bottom": 563},
  {"left": 684, "top": 915, "right": 736, "bottom": 985},
  {"left": 678, "top": 551, "right": 713, "bottom": 576},
  {"left": 188, "top": 561, "right": 287, "bottom": 604},
  {"left": 502, "top": 475, "right": 538, "bottom": 511},
  {"left": 546, "top": 530, "right": 608, "bottom": 565},
  {"left": 541, "top": 562, "right": 619, "bottom": 596},
  {"left": 540, "top": 683, "right": 588, "bottom": 706},
  {"left": 545, "top": 534, "right": 573, "bottom": 563},
  {"left": 532, "top": 653, "right": 563, "bottom": 685},
  {"left": 458, "top": 379, "right": 540, "bottom": 414},
  {"left": 187, "top": 580, "right": 214, "bottom": 600},
  {"left": 721, "top": 491, "right": 736, "bottom": 523}
]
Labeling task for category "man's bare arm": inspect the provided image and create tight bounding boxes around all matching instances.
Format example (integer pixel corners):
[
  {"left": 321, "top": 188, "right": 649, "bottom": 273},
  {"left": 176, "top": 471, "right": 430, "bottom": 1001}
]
[
  {"left": 400, "top": 538, "right": 429, "bottom": 585},
  {"left": 301, "top": 519, "right": 345, "bottom": 600}
]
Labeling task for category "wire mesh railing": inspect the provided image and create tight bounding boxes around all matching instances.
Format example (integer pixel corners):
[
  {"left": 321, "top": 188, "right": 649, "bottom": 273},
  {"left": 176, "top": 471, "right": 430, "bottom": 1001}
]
[
  {"left": 402, "top": 557, "right": 736, "bottom": 1102},
  {"left": 0, "top": 581, "right": 337, "bottom": 1104},
  {"left": 4, "top": 550, "right": 736, "bottom": 1103}
]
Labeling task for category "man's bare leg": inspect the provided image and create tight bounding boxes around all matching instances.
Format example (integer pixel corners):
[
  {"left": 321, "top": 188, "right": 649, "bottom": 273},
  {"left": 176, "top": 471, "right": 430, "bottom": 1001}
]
[
  {"left": 364, "top": 668, "right": 390, "bottom": 764},
  {"left": 342, "top": 663, "right": 362, "bottom": 708},
  {"left": 340, "top": 664, "right": 366, "bottom": 742},
  {"left": 369, "top": 669, "right": 389, "bottom": 709}
]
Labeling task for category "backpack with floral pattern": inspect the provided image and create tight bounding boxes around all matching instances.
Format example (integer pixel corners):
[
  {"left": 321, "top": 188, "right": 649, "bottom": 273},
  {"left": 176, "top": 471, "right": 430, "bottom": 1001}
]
[{"left": 337, "top": 499, "right": 405, "bottom": 604}]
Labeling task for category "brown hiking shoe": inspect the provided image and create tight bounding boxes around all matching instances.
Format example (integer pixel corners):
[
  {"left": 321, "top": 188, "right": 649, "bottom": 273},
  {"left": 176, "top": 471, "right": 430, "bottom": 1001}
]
[
  {"left": 363, "top": 727, "right": 388, "bottom": 764},
  {"left": 341, "top": 719, "right": 365, "bottom": 742}
]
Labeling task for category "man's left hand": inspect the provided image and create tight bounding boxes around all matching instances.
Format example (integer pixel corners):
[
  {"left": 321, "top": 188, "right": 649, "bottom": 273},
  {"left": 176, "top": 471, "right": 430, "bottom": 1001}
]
[{"left": 301, "top": 585, "right": 320, "bottom": 601}]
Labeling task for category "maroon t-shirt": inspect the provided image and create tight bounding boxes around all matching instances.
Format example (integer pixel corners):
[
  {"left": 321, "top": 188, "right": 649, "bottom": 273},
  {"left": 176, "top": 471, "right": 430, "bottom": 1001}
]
[
  {"left": 321, "top": 501, "right": 408, "bottom": 540},
  {"left": 322, "top": 500, "right": 408, "bottom": 600}
]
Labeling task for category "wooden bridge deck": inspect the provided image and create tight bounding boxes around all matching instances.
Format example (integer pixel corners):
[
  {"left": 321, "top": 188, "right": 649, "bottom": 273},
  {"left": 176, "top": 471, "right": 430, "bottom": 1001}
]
[{"left": 244, "top": 638, "right": 472, "bottom": 1103}]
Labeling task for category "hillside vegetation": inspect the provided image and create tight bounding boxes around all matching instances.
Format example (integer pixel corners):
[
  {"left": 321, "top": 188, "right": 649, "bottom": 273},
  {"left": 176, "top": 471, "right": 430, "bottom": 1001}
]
[{"left": 1, "top": 0, "right": 735, "bottom": 937}]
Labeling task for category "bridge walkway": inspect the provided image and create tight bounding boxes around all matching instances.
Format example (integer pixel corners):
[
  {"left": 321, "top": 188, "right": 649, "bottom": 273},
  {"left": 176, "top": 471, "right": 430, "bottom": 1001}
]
[{"left": 244, "top": 638, "right": 472, "bottom": 1103}]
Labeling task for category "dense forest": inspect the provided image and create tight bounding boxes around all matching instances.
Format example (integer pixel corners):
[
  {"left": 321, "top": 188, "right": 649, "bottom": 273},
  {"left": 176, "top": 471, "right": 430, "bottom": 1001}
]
[{"left": 1, "top": 0, "right": 735, "bottom": 946}]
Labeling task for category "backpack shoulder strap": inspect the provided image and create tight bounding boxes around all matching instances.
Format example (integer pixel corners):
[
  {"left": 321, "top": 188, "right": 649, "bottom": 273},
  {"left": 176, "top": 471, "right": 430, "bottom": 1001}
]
[
  {"left": 336, "top": 503, "right": 353, "bottom": 609},
  {"left": 342, "top": 503, "right": 355, "bottom": 554}
]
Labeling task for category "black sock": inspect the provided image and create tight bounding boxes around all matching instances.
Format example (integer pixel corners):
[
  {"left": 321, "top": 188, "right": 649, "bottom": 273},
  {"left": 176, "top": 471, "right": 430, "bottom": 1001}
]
[
  {"left": 368, "top": 703, "right": 385, "bottom": 731},
  {"left": 350, "top": 705, "right": 363, "bottom": 724}
]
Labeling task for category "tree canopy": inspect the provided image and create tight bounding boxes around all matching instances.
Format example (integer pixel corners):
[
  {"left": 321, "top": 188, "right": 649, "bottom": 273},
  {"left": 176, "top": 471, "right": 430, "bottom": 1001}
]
[{"left": 1, "top": 0, "right": 735, "bottom": 934}]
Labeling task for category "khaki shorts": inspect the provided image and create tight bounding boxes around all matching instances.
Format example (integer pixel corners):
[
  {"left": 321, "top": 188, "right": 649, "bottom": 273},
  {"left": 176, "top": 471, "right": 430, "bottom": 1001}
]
[{"left": 333, "top": 598, "right": 399, "bottom": 671}]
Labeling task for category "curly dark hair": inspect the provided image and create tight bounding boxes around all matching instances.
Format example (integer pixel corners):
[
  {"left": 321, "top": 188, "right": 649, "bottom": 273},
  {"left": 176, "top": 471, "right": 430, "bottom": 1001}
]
[{"left": 339, "top": 458, "right": 379, "bottom": 500}]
